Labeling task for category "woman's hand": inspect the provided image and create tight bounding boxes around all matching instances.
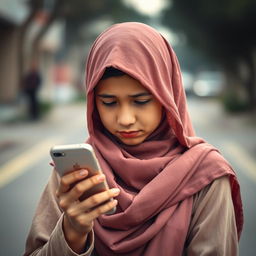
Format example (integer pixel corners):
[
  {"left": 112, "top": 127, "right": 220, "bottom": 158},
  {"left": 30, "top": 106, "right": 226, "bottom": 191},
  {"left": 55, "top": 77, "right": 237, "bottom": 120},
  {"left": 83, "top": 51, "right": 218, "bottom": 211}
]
[{"left": 56, "top": 169, "right": 120, "bottom": 253}]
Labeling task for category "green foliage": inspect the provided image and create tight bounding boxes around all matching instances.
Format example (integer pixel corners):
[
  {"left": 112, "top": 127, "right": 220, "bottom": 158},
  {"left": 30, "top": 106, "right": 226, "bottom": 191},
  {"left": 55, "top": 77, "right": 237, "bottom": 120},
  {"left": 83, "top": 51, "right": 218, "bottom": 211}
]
[
  {"left": 163, "top": 0, "right": 256, "bottom": 111},
  {"left": 39, "top": 100, "right": 53, "bottom": 116},
  {"left": 53, "top": 0, "right": 149, "bottom": 54},
  {"left": 221, "top": 92, "right": 250, "bottom": 113},
  {"left": 163, "top": 0, "right": 256, "bottom": 61},
  {"left": 72, "top": 93, "right": 86, "bottom": 103}
]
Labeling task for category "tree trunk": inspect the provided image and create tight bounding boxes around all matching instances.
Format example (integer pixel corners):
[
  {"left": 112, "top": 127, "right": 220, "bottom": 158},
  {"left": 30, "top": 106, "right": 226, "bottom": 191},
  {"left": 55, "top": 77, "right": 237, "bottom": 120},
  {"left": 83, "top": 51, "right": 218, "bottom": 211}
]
[
  {"left": 31, "top": 0, "right": 61, "bottom": 63},
  {"left": 17, "top": 7, "right": 40, "bottom": 90}
]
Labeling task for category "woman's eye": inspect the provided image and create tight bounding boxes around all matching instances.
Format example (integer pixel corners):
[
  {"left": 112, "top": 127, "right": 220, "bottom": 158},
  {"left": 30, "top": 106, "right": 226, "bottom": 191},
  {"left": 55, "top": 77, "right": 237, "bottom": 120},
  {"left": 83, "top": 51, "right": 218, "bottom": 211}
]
[
  {"left": 102, "top": 101, "right": 116, "bottom": 106},
  {"left": 134, "top": 99, "right": 152, "bottom": 105}
]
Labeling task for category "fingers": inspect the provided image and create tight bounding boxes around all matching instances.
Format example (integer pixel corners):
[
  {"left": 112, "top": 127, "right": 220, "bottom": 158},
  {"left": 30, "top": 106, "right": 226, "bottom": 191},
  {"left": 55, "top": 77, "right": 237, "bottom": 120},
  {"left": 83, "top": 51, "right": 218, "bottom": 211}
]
[
  {"left": 56, "top": 169, "right": 89, "bottom": 197},
  {"left": 67, "top": 188, "right": 120, "bottom": 217},
  {"left": 57, "top": 169, "right": 120, "bottom": 237},
  {"left": 75, "top": 199, "right": 118, "bottom": 224},
  {"left": 63, "top": 187, "right": 119, "bottom": 234},
  {"left": 90, "top": 198, "right": 118, "bottom": 217},
  {"left": 58, "top": 173, "right": 106, "bottom": 209}
]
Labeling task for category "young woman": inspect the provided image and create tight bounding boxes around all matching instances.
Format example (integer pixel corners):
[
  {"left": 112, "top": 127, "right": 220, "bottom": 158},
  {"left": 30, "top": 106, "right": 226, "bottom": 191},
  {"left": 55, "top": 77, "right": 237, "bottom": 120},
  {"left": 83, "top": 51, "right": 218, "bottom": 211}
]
[{"left": 24, "top": 22, "right": 243, "bottom": 256}]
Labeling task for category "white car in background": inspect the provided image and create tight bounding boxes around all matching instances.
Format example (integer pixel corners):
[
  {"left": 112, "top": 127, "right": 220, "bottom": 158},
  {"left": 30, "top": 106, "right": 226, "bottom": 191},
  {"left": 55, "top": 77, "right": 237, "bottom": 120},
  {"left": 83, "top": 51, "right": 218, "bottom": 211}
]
[{"left": 192, "top": 71, "right": 225, "bottom": 97}]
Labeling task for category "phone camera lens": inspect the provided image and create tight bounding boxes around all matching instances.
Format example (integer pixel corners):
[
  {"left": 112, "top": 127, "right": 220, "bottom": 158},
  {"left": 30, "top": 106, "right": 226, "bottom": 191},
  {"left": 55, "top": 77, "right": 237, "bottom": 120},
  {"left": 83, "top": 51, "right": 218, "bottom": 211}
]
[{"left": 53, "top": 152, "right": 65, "bottom": 157}]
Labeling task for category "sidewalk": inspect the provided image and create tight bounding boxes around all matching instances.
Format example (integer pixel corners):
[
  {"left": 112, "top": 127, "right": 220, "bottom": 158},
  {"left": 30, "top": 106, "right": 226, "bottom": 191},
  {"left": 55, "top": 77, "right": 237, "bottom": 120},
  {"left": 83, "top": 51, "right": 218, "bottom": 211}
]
[
  {"left": 187, "top": 98, "right": 256, "bottom": 158},
  {"left": 0, "top": 102, "right": 87, "bottom": 166}
]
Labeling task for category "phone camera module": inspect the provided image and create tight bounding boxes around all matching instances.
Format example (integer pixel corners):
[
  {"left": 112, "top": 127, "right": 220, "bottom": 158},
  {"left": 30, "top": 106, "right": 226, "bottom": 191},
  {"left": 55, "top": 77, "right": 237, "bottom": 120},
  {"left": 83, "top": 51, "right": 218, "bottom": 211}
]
[{"left": 53, "top": 152, "right": 65, "bottom": 157}]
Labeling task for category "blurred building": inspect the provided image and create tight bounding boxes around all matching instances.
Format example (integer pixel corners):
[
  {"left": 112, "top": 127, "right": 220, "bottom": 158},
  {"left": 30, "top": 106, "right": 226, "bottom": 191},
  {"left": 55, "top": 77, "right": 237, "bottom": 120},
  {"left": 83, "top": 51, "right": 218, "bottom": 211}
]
[
  {"left": 0, "top": 0, "right": 29, "bottom": 102},
  {"left": 0, "top": 0, "right": 65, "bottom": 107}
]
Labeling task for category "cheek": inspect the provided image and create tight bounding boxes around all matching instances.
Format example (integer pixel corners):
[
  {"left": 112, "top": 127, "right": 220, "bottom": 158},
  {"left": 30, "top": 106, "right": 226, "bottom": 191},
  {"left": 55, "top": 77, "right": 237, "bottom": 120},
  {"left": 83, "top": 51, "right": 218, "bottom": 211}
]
[
  {"left": 146, "top": 104, "right": 162, "bottom": 128},
  {"left": 96, "top": 104, "right": 114, "bottom": 130},
  {"left": 101, "top": 113, "right": 112, "bottom": 127}
]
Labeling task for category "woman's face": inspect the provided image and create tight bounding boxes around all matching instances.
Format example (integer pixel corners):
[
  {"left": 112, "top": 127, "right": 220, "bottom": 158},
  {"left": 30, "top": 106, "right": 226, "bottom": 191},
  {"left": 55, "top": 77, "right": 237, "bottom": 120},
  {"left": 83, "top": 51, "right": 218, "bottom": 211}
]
[{"left": 95, "top": 75, "right": 163, "bottom": 146}]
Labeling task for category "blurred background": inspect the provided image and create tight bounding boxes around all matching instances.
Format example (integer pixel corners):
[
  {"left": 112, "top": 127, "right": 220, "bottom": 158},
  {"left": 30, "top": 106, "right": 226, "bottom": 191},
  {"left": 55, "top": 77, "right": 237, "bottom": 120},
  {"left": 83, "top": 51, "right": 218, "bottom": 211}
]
[{"left": 0, "top": 0, "right": 255, "bottom": 255}]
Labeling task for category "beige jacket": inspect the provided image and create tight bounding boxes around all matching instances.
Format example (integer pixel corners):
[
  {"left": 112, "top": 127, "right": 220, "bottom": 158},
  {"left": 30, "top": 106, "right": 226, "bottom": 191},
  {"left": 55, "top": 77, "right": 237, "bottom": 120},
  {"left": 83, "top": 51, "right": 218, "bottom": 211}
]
[{"left": 23, "top": 171, "right": 238, "bottom": 256}]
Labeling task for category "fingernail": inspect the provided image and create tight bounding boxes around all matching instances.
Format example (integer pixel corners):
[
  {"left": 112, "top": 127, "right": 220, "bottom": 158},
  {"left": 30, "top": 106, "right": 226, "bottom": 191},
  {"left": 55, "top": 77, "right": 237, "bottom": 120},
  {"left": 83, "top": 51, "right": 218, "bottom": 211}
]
[
  {"left": 112, "top": 199, "right": 118, "bottom": 205},
  {"left": 111, "top": 188, "right": 120, "bottom": 195},
  {"left": 96, "top": 174, "right": 105, "bottom": 181},
  {"left": 79, "top": 169, "right": 88, "bottom": 176}
]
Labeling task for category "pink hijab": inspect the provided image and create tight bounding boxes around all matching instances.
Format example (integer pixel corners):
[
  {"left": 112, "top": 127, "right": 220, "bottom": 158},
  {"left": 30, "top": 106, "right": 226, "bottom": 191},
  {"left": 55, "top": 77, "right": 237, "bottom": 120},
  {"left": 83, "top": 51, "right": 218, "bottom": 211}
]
[{"left": 85, "top": 22, "right": 243, "bottom": 255}]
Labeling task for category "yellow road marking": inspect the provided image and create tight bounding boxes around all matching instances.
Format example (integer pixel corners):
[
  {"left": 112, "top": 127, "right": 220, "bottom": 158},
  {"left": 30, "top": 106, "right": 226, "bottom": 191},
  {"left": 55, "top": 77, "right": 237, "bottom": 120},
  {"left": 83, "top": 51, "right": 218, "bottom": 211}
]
[
  {"left": 0, "top": 138, "right": 60, "bottom": 189},
  {"left": 223, "top": 141, "right": 256, "bottom": 183}
]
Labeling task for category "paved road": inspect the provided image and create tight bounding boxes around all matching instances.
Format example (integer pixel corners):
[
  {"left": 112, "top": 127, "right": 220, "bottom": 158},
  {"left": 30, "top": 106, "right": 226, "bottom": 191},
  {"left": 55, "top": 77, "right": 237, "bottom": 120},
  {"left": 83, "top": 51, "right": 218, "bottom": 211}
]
[
  {"left": 0, "top": 99, "right": 255, "bottom": 255},
  {"left": 0, "top": 103, "right": 88, "bottom": 256},
  {"left": 188, "top": 97, "right": 256, "bottom": 256}
]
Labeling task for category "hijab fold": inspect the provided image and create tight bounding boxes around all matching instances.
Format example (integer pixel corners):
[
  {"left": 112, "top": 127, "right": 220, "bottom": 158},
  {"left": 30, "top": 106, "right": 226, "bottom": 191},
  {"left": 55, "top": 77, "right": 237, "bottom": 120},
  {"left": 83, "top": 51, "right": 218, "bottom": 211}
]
[{"left": 85, "top": 22, "right": 243, "bottom": 255}]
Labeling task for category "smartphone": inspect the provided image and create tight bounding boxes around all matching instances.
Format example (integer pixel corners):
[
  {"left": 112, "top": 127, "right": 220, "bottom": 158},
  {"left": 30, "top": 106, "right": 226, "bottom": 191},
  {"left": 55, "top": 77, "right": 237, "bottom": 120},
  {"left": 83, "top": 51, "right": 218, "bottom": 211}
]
[{"left": 50, "top": 143, "right": 116, "bottom": 214}]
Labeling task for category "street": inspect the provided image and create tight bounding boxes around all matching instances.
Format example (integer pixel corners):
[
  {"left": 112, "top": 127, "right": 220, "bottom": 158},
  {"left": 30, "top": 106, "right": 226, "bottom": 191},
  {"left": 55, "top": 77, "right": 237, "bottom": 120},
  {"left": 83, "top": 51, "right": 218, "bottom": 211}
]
[
  {"left": 0, "top": 98, "right": 255, "bottom": 256},
  {"left": 188, "top": 98, "right": 256, "bottom": 256}
]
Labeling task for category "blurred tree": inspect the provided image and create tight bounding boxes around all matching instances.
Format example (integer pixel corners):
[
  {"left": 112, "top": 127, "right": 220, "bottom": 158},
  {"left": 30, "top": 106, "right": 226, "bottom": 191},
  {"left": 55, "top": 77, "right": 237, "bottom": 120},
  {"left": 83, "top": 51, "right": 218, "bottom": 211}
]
[
  {"left": 18, "top": 0, "right": 44, "bottom": 90},
  {"left": 31, "top": 0, "right": 146, "bottom": 57},
  {"left": 163, "top": 0, "right": 256, "bottom": 111},
  {"left": 19, "top": 0, "right": 147, "bottom": 90},
  {"left": 56, "top": 0, "right": 148, "bottom": 58}
]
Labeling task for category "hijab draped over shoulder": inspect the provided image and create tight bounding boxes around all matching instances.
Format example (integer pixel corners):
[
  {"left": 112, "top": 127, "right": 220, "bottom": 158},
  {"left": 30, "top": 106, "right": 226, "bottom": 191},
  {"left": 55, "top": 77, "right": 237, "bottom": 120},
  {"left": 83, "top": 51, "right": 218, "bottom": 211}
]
[{"left": 85, "top": 22, "right": 243, "bottom": 256}]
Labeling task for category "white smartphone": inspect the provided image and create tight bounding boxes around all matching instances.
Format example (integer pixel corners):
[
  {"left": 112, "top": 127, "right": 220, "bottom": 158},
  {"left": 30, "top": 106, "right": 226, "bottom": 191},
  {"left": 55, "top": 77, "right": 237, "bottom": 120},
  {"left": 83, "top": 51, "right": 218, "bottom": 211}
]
[{"left": 50, "top": 143, "right": 116, "bottom": 214}]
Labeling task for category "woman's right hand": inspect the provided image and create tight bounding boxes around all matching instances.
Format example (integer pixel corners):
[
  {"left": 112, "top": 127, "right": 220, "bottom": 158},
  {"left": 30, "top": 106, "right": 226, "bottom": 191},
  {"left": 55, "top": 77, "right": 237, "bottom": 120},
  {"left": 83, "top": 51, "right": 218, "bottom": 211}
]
[{"left": 56, "top": 169, "right": 120, "bottom": 253}]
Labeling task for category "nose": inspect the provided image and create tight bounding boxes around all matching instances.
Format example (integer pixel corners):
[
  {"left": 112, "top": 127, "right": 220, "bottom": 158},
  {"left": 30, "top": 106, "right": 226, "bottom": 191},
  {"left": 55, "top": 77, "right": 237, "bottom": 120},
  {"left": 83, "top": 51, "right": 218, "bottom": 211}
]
[{"left": 117, "top": 105, "right": 136, "bottom": 127}]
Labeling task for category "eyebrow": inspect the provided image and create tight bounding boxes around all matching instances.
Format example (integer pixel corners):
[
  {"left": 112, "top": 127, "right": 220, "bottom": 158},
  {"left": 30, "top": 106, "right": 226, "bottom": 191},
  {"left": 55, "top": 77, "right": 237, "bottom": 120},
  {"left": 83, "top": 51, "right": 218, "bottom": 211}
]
[{"left": 97, "top": 92, "right": 151, "bottom": 98}]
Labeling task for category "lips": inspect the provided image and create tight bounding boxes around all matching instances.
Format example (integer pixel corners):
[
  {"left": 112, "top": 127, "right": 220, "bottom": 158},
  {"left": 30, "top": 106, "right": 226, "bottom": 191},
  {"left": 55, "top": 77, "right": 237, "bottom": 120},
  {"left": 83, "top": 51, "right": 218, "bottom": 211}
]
[{"left": 118, "top": 131, "right": 140, "bottom": 138}]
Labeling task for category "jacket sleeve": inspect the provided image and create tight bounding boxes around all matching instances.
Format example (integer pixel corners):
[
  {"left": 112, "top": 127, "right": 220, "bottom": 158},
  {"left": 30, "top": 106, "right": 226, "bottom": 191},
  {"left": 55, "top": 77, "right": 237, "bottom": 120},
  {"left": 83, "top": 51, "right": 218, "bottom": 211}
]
[
  {"left": 184, "top": 175, "right": 239, "bottom": 256},
  {"left": 23, "top": 169, "right": 94, "bottom": 256}
]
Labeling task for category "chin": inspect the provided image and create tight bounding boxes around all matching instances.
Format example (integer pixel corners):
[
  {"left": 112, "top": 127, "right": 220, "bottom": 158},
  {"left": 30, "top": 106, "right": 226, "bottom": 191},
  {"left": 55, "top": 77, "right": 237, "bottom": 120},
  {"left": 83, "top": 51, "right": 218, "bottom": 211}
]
[{"left": 119, "top": 137, "right": 145, "bottom": 146}]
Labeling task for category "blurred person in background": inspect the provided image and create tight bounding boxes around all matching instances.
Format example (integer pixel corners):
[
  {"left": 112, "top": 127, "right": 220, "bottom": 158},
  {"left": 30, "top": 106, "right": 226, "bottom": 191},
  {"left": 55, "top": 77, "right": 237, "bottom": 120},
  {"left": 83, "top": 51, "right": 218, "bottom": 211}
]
[
  {"left": 23, "top": 61, "right": 42, "bottom": 120},
  {"left": 23, "top": 22, "right": 243, "bottom": 256}
]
